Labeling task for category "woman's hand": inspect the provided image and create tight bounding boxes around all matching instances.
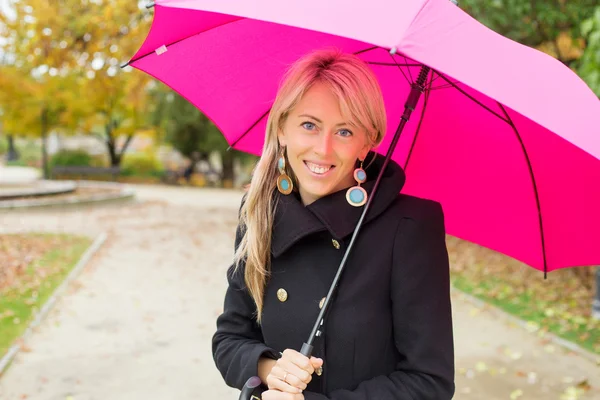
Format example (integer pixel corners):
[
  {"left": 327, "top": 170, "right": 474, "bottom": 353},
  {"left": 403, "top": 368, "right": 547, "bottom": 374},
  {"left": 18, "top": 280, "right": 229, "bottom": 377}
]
[
  {"left": 266, "top": 349, "right": 323, "bottom": 393},
  {"left": 262, "top": 390, "right": 304, "bottom": 400}
]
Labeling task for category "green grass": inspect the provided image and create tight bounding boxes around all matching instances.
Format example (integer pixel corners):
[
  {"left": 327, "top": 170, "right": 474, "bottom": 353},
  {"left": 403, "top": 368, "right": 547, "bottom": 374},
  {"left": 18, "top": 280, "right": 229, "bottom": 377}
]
[
  {"left": 0, "top": 234, "right": 92, "bottom": 357},
  {"left": 452, "top": 274, "right": 600, "bottom": 355}
]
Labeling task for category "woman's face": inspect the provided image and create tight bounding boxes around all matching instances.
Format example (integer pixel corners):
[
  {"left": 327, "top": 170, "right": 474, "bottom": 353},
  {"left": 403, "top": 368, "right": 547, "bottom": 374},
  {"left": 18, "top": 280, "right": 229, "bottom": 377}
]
[{"left": 279, "top": 82, "right": 371, "bottom": 206}]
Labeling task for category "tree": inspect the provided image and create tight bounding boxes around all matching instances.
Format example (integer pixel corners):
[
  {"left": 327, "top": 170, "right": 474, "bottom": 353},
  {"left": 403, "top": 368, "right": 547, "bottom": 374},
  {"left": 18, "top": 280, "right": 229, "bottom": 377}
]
[
  {"left": 71, "top": 0, "right": 158, "bottom": 167},
  {"left": 157, "top": 89, "right": 255, "bottom": 185},
  {"left": 577, "top": 6, "right": 600, "bottom": 97},
  {"left": 0, "top": 0, "right": 158, "bottom": 174},
  {"left": 577, "top": 6, "right": 600, "bottom": 320},
  {"left": 0, "top": 67, "right": 25, "bottom": 162},
  {"left": 0, "top": 1, "right": 80, "bottom": 177},
  {"left": 459, "top": 0, "right": 598, "bottom": 66},
  {"left": 0, "top": 63, "right": 77, "bottom": 176}
]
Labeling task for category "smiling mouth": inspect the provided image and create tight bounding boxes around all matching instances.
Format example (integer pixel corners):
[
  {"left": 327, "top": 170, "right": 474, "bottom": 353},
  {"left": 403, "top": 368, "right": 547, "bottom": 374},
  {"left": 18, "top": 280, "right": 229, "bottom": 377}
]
[{"left": 304, "top": 161, "right": 335, "bottom": 175}]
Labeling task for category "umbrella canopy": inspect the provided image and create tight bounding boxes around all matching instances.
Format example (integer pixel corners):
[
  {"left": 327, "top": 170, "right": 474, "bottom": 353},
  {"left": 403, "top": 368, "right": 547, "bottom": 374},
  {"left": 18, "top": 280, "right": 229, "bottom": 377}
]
[{"left": 128, "top": 0, "right": 600, "bottom": 273}]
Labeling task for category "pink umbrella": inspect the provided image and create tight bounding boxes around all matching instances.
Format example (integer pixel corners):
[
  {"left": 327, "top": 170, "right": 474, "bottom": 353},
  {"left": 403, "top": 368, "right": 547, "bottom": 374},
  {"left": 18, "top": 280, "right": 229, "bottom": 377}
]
[
  {"left": 126, "top": 1, "right": 600, "bottom": 397},
  {"left": 126, "top": 0, "right": 600, "bottom": 274}
]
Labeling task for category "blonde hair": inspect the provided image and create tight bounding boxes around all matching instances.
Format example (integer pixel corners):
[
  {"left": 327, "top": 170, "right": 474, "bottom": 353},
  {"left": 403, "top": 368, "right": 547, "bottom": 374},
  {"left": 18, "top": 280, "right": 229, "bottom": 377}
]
[{"left": 233, "top": 48, "right": 387, "bottom": 322}]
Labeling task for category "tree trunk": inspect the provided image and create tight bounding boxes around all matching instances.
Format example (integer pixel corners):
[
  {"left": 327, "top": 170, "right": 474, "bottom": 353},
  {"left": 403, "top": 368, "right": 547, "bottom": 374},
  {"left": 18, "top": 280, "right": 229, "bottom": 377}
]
[
  {"left": 6, "top": 135, "right": 19, "bottom": 161},
  {"left": 105, "top": 129, "right": 120, "bottom": 167},
  {"left": 221, "top": 150, "right": 235, "bottom": 188},
  {"left": 108, "top": 146, "right": 121, "bottom": 167},
  {"left": 41, "top": 109, "right": 49, "bottom": 179},
  {"left": 119, "top": 134, "right": 135, "bottom": 164},
  {"left": 104, "top": 123, "right": 132, "bottom": 168}
]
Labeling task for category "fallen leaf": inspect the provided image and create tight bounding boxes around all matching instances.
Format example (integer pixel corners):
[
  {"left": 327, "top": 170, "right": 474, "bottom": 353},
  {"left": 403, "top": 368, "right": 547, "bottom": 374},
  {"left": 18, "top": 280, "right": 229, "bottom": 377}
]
[{"left": 510, "top": 389, "right": 524, "bottom": 399}]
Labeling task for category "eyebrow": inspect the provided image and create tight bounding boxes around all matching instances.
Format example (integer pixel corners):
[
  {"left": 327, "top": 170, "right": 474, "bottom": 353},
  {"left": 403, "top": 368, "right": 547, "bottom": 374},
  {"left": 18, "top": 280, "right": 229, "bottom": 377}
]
[{"left": 298, "top": 114, "right": 351, "bottom": 128}]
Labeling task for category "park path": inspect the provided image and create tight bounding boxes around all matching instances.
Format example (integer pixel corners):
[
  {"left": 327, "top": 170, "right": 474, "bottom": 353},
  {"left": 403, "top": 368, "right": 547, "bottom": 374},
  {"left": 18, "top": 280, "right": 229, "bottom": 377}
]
[{"left": 0, "top": 185, "right": 598, "bottom": 400}]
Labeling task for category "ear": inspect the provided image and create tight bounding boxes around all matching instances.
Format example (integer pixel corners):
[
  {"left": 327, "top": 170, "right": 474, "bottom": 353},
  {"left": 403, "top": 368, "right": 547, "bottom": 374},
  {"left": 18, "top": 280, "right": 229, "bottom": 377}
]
[
  {"left": 277, "top": 128, "right": 287, "bottom": 148},
  {"left": 358, "top": 145, "right": 371, "bottom": 162}
]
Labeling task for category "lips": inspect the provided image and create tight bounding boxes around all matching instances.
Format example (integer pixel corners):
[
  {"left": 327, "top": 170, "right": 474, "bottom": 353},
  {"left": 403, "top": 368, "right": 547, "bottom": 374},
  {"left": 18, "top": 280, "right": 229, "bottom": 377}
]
[{"left": 304, "top": 161, "right": 334, "bottom": 175}]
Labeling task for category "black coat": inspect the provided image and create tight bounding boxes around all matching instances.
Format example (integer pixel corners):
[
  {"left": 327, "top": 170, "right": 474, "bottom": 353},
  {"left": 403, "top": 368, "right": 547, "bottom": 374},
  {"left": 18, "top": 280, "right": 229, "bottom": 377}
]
[{"left": 212, "top": 153, "right": 455, "bottom": 399}]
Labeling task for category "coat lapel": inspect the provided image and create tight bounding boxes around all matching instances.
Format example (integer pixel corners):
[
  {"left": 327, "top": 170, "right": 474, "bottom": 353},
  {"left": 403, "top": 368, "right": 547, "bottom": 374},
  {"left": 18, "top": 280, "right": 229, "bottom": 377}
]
[{"left": 271, "top": 153, "right": 406, "bottom": 258}]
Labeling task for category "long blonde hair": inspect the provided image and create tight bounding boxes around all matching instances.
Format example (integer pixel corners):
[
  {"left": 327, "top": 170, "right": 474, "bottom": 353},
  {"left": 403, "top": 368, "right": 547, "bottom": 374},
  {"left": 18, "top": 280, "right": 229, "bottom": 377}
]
[{"left": 234, "top": 48, "right": 387, "bottom": 322}]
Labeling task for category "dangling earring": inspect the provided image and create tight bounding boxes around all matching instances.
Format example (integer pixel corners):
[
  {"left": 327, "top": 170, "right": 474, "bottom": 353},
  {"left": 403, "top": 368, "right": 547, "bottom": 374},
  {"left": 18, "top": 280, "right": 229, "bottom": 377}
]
[
  {"left": 277, "top": 148, "right": 293, "bottom": 195},
  {"left": 346, "top": 160, "right": 367, "bottom": 207}
]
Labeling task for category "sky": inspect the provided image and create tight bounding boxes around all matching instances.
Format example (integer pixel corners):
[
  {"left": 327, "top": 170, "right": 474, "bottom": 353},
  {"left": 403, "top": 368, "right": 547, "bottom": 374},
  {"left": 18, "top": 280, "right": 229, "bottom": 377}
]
[
  {"left": 0, "top": 0, "right": 13, "bottom": 60},
  {"left": 0, "top": 0, "right": 15, "bottom": 19}
]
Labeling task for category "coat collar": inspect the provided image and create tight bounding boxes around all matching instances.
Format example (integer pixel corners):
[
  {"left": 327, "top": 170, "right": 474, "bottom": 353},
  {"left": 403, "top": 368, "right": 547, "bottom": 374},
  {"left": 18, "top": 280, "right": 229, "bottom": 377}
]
[{"left": 271, "top": 152, "right": 406, "bottom": 257}]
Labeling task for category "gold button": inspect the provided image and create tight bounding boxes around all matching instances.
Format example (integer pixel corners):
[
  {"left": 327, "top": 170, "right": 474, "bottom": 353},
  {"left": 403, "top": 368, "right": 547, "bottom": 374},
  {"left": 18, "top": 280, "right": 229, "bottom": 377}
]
[
  {"left": 277, "top": 288, "right": 288, "bottom": 302},
  {"left": 316, "top": 366, "right": 323, "bottom": 376},
  {"left": 332, "top": 239, "right": 340, "bottom": 249},
  {"left": 319, "top": 297, "right": 326, "bottom": 309}
]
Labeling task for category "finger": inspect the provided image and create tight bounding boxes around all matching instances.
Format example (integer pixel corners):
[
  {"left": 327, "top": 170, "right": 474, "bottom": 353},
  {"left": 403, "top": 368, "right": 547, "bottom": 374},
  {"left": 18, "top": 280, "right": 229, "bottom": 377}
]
[
  {"left": 310, "top": 357, "right": 323, "bottom": 368},
  {"left": 282, "top": 349, "right": 315, "bottom": 375},
  {"left": 266, "top": 368, "right": 304, "bottom": 394},
  {"left": 268, "top": 365, "right": 307, "bottom": 391},
  {"left": 262, "top": 390, "right": 304, "bottom": 400},
  {"left": 275, "top": 365, "right": 308, "bottom": 390},
  {"left": 276, "top": 357, "right": 312, "bottom": 384}
]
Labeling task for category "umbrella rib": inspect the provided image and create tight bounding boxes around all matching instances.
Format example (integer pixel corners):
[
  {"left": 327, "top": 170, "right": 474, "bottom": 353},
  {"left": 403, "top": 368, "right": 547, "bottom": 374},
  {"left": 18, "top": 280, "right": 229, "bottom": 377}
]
[
  {"left": 387, "top": 51, "right": 412, "bottom": 86},
  {"left": 229, "top": 46, "right": 406, "bottom": 150},
  {"left": 435, "top": 70, "right": 548, "bottom": 276},
  {"left": 228, "top": 109, "right": 271, "bottom": 150},
  {"left": 428, "top": 72, "right": 460, "bottom": 91},
  {"left": 428, "top": 84, "right": 456, "bottom": 91},
  {"left": 123, "top": 17, "right": 244, "bottom": 67},
  {"left": 497, "top": 104, "right": 549, "bottom": 278},
  {"left": 367, "top": 61, "right": 422, "bottom": 67},
  {"left": 402, "top": 54, "right": 414, "bottom": 84},
  {"left": 354, "top": 46, "right": 379, "bottom": 55},
  {"left": 434, "top": 71, "right": 509, "bottom": 123}
]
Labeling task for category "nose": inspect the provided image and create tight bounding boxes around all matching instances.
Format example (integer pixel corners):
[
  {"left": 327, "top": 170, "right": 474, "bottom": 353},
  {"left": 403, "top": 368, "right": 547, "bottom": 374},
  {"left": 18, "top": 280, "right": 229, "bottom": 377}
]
[{"left": 313, "top": 130, "right": 333, "bottom": 156}]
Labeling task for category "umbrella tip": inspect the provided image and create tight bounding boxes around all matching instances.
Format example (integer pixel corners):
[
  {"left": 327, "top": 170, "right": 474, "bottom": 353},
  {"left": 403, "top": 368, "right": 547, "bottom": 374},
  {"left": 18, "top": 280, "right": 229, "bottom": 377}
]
[
  {"left": 450, "top": 0, "right": 459, "bottom": 5},
  {"left": 120, "top": 61, "right": 130, "bottom": 69},
  {"left": 226, "top": 146, "right": 233, "bottom": 152},
  {"left": 146, "top": 1, "right": 155, "bottom": 9},
  {"left": 389, "top": 47, "right": 398, "bottom": 55}
]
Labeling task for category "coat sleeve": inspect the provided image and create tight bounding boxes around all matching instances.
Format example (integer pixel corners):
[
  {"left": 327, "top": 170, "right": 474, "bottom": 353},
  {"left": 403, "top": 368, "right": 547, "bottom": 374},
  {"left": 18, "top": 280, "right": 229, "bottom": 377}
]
[
  {"left": 304, "top": 200, "right": 455, "bottom": 400},
  {"left": 211, "top": 212, "right": 280, "bottom": 390}
]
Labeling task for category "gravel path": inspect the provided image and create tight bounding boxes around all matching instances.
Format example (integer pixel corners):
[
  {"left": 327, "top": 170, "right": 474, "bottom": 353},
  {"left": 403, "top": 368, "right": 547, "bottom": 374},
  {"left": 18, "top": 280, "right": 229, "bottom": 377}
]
[{"left": 0, "top": 185, "right": 597, "bottom": 399}]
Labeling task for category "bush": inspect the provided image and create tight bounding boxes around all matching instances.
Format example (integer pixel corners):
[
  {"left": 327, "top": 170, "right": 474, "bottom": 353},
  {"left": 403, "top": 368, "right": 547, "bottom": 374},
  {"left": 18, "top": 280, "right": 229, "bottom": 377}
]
[
  {"left": 6, "top": 159, "right": 27, "bottom": 167},
  {"left": 51, "top": 149, "right": 93, "bottom": 167},
  {"left": 89, "top": 154, "right": 108, "bottom": 168},
  {"left": 121, "top": 152, "right": 164, "bottom": 177},
  {"left": 0, "top": 136, "right": 8, "bottom": 155},
  {"left": 6, "top": 139, "right": 41, "bottom": 168}
]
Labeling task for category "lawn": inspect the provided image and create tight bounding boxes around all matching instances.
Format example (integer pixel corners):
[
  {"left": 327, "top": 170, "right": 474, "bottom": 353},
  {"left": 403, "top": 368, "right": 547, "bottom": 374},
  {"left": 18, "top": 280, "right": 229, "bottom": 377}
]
[
  {"left": 447, "top": 236, "right": 600, "bottom": 355},
  {"left": 0, "top": 233, "right": 92, "bottom": 358}
]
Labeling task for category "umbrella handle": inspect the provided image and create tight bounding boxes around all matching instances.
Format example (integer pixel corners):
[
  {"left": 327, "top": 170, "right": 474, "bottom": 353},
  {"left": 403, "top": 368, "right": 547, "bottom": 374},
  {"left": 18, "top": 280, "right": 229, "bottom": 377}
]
[
  {"left": 238, "top": 344, "right": 313, "bottom": 400},
  {"left": 239, "top": 376, "right": 264, "bottom": 400}
]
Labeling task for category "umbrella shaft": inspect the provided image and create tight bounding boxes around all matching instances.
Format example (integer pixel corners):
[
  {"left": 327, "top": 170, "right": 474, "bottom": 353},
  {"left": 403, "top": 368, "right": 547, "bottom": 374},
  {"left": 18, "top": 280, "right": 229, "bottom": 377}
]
[
  {"left": 240, "top": 65, "right": 431, "bottom": 400},
  {"left": 300, "top": 66, "right": 431, "bottom": 358}
]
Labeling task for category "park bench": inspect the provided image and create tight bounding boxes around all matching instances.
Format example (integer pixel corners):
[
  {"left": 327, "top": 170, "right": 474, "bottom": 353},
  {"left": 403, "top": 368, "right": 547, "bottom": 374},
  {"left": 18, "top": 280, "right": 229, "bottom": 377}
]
[{"left": 51, "top": 166, "right": 121, "bottom": 181}]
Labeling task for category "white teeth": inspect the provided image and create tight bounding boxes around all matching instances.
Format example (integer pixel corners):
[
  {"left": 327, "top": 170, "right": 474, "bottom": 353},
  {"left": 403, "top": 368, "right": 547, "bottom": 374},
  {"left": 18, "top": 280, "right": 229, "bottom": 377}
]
[{"left": 306, "top": 162, "right": 331, "bottom": 175}]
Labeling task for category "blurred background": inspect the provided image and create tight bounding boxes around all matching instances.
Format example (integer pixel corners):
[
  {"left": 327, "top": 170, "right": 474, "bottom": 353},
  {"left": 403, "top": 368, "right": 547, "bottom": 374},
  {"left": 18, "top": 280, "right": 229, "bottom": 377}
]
[{"left": 0, "top": 1, "right": 599, "bottom": 399}]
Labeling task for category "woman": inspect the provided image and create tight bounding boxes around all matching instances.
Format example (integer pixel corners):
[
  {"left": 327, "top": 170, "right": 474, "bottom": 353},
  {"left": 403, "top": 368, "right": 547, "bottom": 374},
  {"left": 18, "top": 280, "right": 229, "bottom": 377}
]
[{"left": 212, "top": 48, "right": 455, "bottom": 400}]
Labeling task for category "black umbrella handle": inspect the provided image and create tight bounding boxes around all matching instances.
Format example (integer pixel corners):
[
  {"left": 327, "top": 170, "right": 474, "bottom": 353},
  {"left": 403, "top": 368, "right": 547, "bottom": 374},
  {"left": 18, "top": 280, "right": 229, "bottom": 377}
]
[
  {"left": 239, "top": 376, "right": 264, "bottom": 400},
  {"left": 238, "top": 344, "right": 313, "bottom": 400}
]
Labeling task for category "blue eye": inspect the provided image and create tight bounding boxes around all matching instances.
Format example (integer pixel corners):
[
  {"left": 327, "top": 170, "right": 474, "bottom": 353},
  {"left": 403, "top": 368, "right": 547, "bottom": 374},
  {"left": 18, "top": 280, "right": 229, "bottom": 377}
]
[
  {"left": 338, "top": 129, "right": 353, "bottom": 137},
  {"left": 301, "top": 122, "right": 316, "bottom": 130}
]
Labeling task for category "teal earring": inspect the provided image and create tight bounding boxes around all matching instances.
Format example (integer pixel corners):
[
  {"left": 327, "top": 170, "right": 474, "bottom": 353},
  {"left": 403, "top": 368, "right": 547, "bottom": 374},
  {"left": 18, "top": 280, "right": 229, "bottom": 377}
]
[
  {"left": 346, "top": 160, "right": 367, "bottom": 207},
  {"left": 277, "top": 148, "right": 293, "bottom": 195}
]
